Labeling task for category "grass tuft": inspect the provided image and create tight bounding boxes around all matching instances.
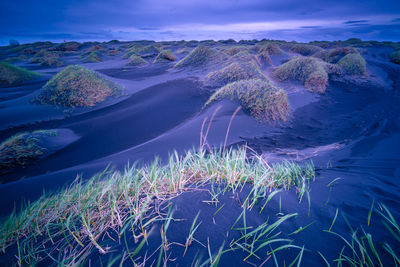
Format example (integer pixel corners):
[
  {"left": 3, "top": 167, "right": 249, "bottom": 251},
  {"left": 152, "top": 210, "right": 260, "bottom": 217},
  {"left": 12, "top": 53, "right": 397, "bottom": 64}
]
[
  {"left": 203, "top": 62, "right": 266, "bottom": 88},
  {"left": 36, "top": 65, "right": 123, "bottom": 107},
  {"left": 290, "top": 44, "right": 323, "bottom": 56},
  {"left": 389, "top": 50, "right": 400, "bottom": 65},
  {"left": 0, "top": 130, "right": 57, "bottom": 171},
  {"left": 154, "top": 50, "right": 177, "bottom": 63},
  {"left": 274, "top": 56, "right": 328, "bottom": 93},
  {"left": 0, "top": 62, "right": 38, "bottom": 85},
  {"left": 206, "top": 79, "right": 290, "bottom": 122},
  {"left": 337, "top": 53, "right": 367, "bottom": 75},
  {"left": 128, "top": 54, "right": 147, "bottom": 66},
  {"left": 174, "top": 45, "right": 224, "bottom": 68},
  {"left": 84, "top": 51, "right": 102, "bottom": 63}
]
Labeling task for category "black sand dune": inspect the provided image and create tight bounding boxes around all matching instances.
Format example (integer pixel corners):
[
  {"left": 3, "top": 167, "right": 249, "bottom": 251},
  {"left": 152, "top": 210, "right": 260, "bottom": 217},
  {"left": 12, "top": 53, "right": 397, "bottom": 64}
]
[{"left": 0, "top": 40, "right": 399, "bottom": 266}]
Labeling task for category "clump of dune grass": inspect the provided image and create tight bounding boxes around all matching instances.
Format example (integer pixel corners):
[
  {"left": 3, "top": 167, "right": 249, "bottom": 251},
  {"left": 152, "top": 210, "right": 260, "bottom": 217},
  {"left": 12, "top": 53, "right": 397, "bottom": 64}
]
[
  {"left": 38, "top": 57, "right": 64, "bottom": 67},
  {"left": 84, "top": 51, "right": 102, "bottom": 63},
  {"left": 389, "top": 50, "right": 400, "bottom": 65},
  {"left": 128, "top": 54, "right": 147, "bottom": 66},
  {"left": 174, "top": 45, "right": 224, "bottom": 68},
  {"left": 123, "top": 45, "right": 160, "bottom": 59},
  {"left": 54, "top": 41, "right": 81, "bottom": 51},
  {"left": 258, "top": 43, "right": 284, "bottom": 55},
  {"left": 0, "top": 130, "right": 57, "bottom": 171},
  {"left": 223, "top": 46, "right": 249, "bottom": 56},
  {"left": 36, "top": 65, "right": 123, "bottom": 107},
  {"left": 107, "top": 49, "right": 119, "bottom": 56},
  {"left": 0, "top": 62, "right": 38, "bottom": 85},
  {"left": 0, "top": 145, "right": 315, "bottom": 266},
  {"left": 206, "top": 79, "right": 290, "bottom": 122},
  {"left": 4, "top": 55, "right": 28, "bottom": 63},
  {"left": 337, "top": 53, "right": 367, "bottom": 75},
  {"left": 290, "top": 43, "right": 323, "bottom": 56},
  {"left": 274, "top": 56, "right": 328, "bottom": 93},
  {"left": 203, "top": 62, "right": 266, "bottom": 88},
  {"left": 228, "top": 50, "right": 260, "bottom": 66},
  {"left": 313, "top": 47, "right": 358, "bottom": 64},
  {"left": 154, "top": 50, "right": 176, "bottom": 63}
]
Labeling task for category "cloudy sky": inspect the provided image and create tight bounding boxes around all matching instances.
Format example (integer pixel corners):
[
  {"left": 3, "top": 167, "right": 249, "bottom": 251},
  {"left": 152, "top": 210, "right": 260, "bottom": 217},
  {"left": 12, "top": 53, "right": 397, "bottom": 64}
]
[{"left": 1, "top": 0, "right": 400, "bottom": 44}]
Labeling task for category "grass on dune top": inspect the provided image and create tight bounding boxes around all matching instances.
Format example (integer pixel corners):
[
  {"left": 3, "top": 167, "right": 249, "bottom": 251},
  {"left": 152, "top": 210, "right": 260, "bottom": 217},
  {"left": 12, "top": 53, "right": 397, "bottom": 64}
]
[
  {"left": 0, "top": 62, "right": 38, "bottom": 85},
  {"left": 36, "top": 65, "right": 123, "bottom": 107},
  {"left": 174, "top": 45, "right": 226, "bottom": 68},
  {"left": 0, "top": 130, "right": 57, "bottom": 171},
  {"left": 389, "top": 50, "right": 400, "bottom": 65},
  {"left": 0, "top": 146, "right": 315, "bottom": 265},
  {"left": 206, "top": 79, "right": 290, "bottom": 122}
]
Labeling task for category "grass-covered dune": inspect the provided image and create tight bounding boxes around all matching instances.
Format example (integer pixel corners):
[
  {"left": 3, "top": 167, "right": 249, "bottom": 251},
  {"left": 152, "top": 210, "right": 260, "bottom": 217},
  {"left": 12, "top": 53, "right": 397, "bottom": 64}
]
[
  {"left": 206, "top": 79, "right": 290, "bottom": 122},
  {"left": 154, "top": 50, "right": 177, "bottom": 63},
  {"left": 83, "top": 51, "right": 102, "bottom": 63},
  {"left": 122, "top": 44, "right": 160, "bottom": 59},
  {"left": 36, "top": 65, "right": 123, "bottom": 107},
  {"left": 313, "top": 47, "right": 358, "bottom": 64},
  {"left": 0, "top": 130, "right": 56, "bottom": 172},
  {"left": 0, "top": 146, "right": 315, "bottom": 266},
  {"left": 289, "top": 43, "right": 323, "bottom": 56},
  {"left": 337, "top": 53, "right": 367, "bottom": 75},
  {"left": 203, "top": 61, "right": 266, "bottom": 88},
  {"left": 174, "top": 45, "right": 225, "bottom": 68},
  {"left": 274, "top": 56, "right": 329, "bottom": 93},
  {"left": 0, "top": 62, "right": 38, "bottom": 85},
  {"left": 389, "top": 50, "right": 400, "bottom": 65},
  {"left": 127, "top": 54, "right": 147, "bottom": 66}
]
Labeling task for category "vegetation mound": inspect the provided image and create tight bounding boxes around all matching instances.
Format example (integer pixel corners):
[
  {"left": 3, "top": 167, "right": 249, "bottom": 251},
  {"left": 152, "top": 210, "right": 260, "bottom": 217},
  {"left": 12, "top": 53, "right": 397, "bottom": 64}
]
[
  {"left": 258, "top": 43, "right": 284, "bottom": 55},
  {"left": 0, "top": 62, "right": 38, "bottom": 85},
  {"left": 274, "top": 56, "right": 328, "bottom": 93},
  {"left": 206, "top": 79, "right": 290, "bottom": 122},
  {"left": 128, "top": 55, "right": 147, "bottom": 66},
  {"left": 313, "top": 47, "right": 358, "bottom": 63},
  {"left": 154, "top": 50, "right": 177, "bottom": 63},
  {"left": 174, "top": 45, "right": 223, "bottom": 68},
  {"left": 223, "top": 46, "right": 249, "bottom": 56},
  {"left": 84, "top": 51, "right": 102, "bottom": 63},
  {"left": 290, "top": 44, "right": 323, "bottom": 56},
  {"left": 337, "top": 53, "right": 367, "bottom": 75},
  {"left": 203, "top": 62, "right": 266, "bottom": 88},
  {"left": 36, "top": 65, "right": 123, "bottom": 107},
  {"left": 0, "top": 130, "right": 56, "bottom": 171},
  {"left": 389, "top": 50, "right": 400, "bottom": 65},
  {"left": 123, "top": 45, "right": 160, "bottom": 59}
]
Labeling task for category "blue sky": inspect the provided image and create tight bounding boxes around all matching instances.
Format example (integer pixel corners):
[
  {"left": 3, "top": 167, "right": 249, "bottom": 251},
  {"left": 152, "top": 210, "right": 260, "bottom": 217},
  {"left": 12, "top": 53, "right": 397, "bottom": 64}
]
[{"left": 1, "top": 0, "right": 400, "bottom": 44}]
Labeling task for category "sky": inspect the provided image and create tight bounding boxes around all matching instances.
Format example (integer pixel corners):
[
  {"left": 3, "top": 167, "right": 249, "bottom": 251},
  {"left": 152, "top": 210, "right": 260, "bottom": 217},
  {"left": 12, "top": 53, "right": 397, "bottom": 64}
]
[{"left": 1, "top": 0, "right": 400, "bottom": 45}]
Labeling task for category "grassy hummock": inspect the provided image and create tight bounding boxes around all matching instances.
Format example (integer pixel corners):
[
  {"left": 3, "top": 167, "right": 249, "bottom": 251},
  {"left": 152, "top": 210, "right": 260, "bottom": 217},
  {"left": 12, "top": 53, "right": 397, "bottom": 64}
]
[
  {"left": 174, "top": 45, "right": 223, "bottom": 68},
  {"left": 203, "top": 62, "right": 266, "bottom": 88},
  {"left": 206, "top": 79, "right": 290, "bottom": 122},
  {"left": 154, "top": 50, "right": 177, "bottom": 63},
  {"left": 289, "top": 44, "right": 323, "bottom": 56},
  {"left": 274, "top": 56, "right": 328, "bottom": 93},
  {"left": 0, "top": 130, "right": 57, "bottom": 171},
  {"left": 389, "top": 50, "right": 400, "bottom": 65},
  {"left": 313, "top": 47, "right": 358, "bottom": 64},
  {"left": 337, "top": 53, "right": 367, "bottom": 75},
  {"left": 0, "top": 146, "right": 315, "bottom": 266},
  {"left": 128, "top": 54, "right": 147, "bottom": 66},
  {"left": 258, "top": 43, "right": 284, "bottom": 55},
  {"left": 36, "top": 65, "right": 123, "bottom": 107},
  {"left": 0, "top": 62, "right": 38, "bottom": 85},
  {"left": 84, "top": 51, "right": 102, "bottom": 63}
]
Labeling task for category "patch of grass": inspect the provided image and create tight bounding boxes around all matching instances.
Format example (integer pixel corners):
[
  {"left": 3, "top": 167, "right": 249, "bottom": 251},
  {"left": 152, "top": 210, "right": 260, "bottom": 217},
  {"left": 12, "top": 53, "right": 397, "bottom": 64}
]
[
  {"left": 389, "top": 50, "right": 400, "bottom": 65},
  {"left": 123, "top": 45, "right": 160, "bottom": 59},
  {"left": 54, "top": 41, "right": 81, "bottom": 51},
  {"left": 128, "top": 54, "right": 147, "bottom": 66},
  {"left": 206, "top": 78, "right": 290, "bottom": 122},
  {"left": 4, "top": 55, "right": 28, "bottom": 63},
  {"left": 203, "top": 62, "right": 266, "bottom": 88},
  {"left": 39, "top": 57, "right": 65, "bottom": 67},
  {"left": 84, "top": 51, "right": 102, "bottom": 63},
  {"left": 228, "top": 50, "right": 259, "bottom": 66},
  {"left": 36, "top": 65, "right": 123, "bottom": 107},
  {"left": 274, "top": 56, "right": 328, "bottom": 93},
  {"left": 313, "top": 47, "right": 358, "bottom": 64},
  {"left": 223, "top": 46, "right": 250, "bottom": 56},
  {"left": 290, "top": 44, "right": 323, "bottom": 56},
  {"left": 154, "top": 50, "right": 177, "bottom": 63},
  {"left": 107, "top": 49, "right": 119, "bottom": 56},
  {"left": 0, "top": 146, "right": 315, "bottom": 265},
  {"left": 258, "top": 43, "right": 284, "bottom": 55},
  {"left": 0, "top": 130, "right": 57, "bottom": 171},
  {"left": 0, "top": 62, "right": 38, "bottom": 85},
  {"left": 174, "top": 45, "right": 224, "bottom": 68},
  {"left": 337, "top": 53, "right": 367, "bottom": 75}
]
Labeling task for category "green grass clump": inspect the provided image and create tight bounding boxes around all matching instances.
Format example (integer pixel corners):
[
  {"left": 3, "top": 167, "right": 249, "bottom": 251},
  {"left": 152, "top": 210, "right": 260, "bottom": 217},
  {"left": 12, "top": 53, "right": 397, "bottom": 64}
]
[
  {"left": 174, "top": 45, "right": 223, "bottom": 68},
  {"left": 123, "top": 45, "right": 160, "bottom": 59},
  {"left": 274, "top": 56, "right": 328, "bottom": 93},
  {"left": 258, "top": 43, "right": 284, "bottom": 55},
  {"left": 128, "top": 54, "right": 147, "bottom": 66},
  {"left": 313, "top": 47, "right": 358, "bottom": 63},
  {"left": 337, "top": 53, "right": 367, "bottom": 75},
  {"left": 206, "top": 79, "right": 290, "bottom": 122},
  {"left": 223, "top": 46, "right": 250, "bottom": 56},
  {"left": 154, "top": 50, "right": 177, "bottom": 63},
  {"left": 36, "top": 65, "right": 123, "bottom": 107},
  {"left": 0, "top": 130, "right": 56, "bottom": 171},
  {"left": 389, "top": 50, "right": 400, "bottom": 65},
  {"left": 203, "top": 62, "right": 266, "bottom": 88},
  {"left": 84, "top": 51, "right": 102, "bottom": 63},
  {"left": 0, "top": 62, "right": 38, "bottom": 85},
  {"left": 290, "top": 44, "right": 323, "bottom": 56},
  {"left": 0, "top": 146, "right": 314, "bottom": 265}
]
